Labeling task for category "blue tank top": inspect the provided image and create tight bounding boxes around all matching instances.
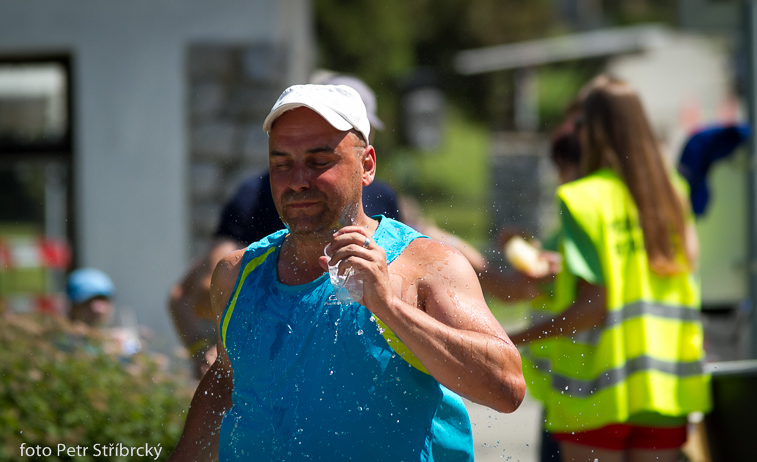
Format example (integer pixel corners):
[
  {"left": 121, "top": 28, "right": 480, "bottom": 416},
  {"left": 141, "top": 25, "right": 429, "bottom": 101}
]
[{"left": 218, "top": 216, "right": 474, "bottom": 461}]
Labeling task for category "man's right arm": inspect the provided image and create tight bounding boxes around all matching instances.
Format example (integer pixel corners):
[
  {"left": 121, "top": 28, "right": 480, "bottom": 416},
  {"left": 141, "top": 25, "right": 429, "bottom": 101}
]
[
  {"left": 168, "top": 249, "right": 244, "bottom": 461},
  {"left": 168, "top": 349, "right": 233, "bottom": 461},
  {"left": 168, "top": 238, "right": 242, "bottom": 378}
]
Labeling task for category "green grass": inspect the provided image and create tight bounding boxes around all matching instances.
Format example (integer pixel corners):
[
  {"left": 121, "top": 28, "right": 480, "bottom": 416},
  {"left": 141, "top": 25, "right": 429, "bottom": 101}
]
[{"left": 380, "top": 107, "right": 492, "bottom": 248}]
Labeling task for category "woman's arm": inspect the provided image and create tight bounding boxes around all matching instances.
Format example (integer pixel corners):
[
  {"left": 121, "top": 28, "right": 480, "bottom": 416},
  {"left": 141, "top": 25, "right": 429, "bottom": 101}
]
[{"left": 508, "top": 278, "right": 606, "bottom": 345}]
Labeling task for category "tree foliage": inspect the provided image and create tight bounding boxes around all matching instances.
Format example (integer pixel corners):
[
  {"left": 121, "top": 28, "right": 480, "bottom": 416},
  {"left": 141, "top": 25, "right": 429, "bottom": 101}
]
[
  {"left": 314, "top": 0, "right": 559, "bottom": 133},
  {"left": 314, "top": 0, "right": 678, "bottom": 133}
]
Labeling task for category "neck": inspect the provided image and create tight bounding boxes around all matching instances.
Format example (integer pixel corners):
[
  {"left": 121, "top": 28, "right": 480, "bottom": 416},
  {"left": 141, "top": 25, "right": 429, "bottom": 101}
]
[{"left": 278, "top": 211, "right": 378, "bottom": 285}]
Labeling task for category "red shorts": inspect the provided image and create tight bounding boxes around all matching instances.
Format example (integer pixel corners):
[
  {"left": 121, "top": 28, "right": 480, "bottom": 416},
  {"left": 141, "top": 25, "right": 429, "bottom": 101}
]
[{"left": 552, "top": 423, "right": 687, "bottom": 450}]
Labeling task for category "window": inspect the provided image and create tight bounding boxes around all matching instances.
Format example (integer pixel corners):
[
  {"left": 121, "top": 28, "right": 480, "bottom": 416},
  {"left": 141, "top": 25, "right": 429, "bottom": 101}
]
[{"left": 0, "top": 56, "right": 72, "bottom": 314}]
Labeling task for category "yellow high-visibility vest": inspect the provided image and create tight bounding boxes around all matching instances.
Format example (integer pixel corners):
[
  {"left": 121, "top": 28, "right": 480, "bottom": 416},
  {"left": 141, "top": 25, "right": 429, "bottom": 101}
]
[{"left": 522, "top": 168, "right": 711, "bottom": 433}]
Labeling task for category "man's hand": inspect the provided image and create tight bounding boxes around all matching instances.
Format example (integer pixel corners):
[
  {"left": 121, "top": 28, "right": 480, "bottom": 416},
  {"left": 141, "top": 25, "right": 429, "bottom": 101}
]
[{"left": 319, "top": 225, "right": 393, "bottom": 314}]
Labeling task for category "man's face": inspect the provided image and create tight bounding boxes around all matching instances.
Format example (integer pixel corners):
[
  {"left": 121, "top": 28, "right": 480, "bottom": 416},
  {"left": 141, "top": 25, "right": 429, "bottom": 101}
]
[
  {"left": 268, "top": 107, "right": 375, "bottom": 237},
  {"left": 70, "top": 295, "right": 113, "bottom": 327}
]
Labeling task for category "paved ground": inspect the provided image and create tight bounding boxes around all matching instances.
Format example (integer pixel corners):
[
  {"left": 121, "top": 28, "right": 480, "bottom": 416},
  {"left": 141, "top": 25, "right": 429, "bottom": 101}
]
[{"left": 464, "top": 394, "right": 542, "bottom": 462}]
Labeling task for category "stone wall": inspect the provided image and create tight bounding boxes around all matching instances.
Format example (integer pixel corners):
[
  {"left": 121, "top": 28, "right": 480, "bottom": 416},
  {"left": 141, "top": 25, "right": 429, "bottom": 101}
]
[{"left": 187, "top": 43, "right": 288, "bottom": 256}]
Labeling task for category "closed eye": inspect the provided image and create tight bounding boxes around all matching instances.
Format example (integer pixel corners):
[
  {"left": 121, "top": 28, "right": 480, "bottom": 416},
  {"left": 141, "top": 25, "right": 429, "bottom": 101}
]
[
  {"left": 310, "top": 158, "right": 334, "bottom": 168},
  {"left": 270, "top": 158, "right": 292, "bottom": 170}
]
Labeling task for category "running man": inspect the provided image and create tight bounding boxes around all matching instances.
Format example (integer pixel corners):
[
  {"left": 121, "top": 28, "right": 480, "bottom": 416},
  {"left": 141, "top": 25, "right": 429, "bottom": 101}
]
[{"left": 169, "top": 84, "right": 525, "bottom": 461}]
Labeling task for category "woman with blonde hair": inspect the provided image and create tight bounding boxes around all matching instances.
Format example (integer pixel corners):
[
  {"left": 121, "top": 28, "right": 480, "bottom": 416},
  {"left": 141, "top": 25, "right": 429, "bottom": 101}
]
[{"left": 511, "top": 76, "right": 711, "bottom": 462}]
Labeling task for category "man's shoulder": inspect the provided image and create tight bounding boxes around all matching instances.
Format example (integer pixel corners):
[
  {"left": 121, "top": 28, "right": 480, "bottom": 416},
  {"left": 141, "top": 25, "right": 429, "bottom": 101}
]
[
  {"left": 225, "top": 230, "right": 285, "bottom": 278},
  {"left": 210, "top": 248, "right": 247, "bottom": 316},
  {"left": 214, "top": 248, "right": 246, "bottom": 280},
  {"left": 247, "top": 229, "right": 287, "bottom": 254},
  {"left": 214, "top": 229, "right": 281, "bottom": 280},
  {"left": 397, "top": 236, "right": 472, "bottom": 277},
  {"left": 407, "top": 236, "right": 468, "bottom": 259}
]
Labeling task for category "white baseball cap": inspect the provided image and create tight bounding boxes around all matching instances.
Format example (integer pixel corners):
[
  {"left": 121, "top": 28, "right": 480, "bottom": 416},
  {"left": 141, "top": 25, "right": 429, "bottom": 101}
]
[
  {"left": 263, "top": 84, "right": 371, "bottom": 142},
  {"left": 311, "top": 73, "right": 384, "bottom": 130}
]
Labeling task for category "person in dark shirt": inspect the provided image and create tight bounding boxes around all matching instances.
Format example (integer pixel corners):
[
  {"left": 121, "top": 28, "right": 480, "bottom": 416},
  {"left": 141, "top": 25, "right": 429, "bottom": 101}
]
[{"left": 168, "top": 74, "right": 402, "bottom": 379}]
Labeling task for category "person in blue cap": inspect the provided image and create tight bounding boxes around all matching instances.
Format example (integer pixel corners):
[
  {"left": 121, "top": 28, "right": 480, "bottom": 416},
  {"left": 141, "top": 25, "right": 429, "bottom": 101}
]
[{"left": 66, "top": 268, "right": 115, "bottom": 327}]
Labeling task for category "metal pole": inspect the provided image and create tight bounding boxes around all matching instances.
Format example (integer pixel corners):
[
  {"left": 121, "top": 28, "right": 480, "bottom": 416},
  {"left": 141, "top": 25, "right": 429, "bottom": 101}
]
[
  {"left": 744, "top": 0, "right": 757, "bottom": 359},
  {"left": 514, "top": 67, "right": 538, "bottom": 132}
]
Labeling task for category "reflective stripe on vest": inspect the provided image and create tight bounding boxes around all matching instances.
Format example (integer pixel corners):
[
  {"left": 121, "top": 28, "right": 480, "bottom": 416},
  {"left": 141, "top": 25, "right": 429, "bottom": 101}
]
[
  {"left": 529, "top": 299, "right": 702, "bottom": 346},
  {"left": 527, "top": 353, "right": 705, "bottom": 398}
]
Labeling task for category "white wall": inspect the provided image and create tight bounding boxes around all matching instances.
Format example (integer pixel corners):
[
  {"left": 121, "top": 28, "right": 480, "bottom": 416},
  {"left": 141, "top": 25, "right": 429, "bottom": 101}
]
[
  {"left": 0, "top": 0, "right": 313, "bottom": 352},
  {"left": 607, "top": 33, "right": 733, "bottom": 163}
]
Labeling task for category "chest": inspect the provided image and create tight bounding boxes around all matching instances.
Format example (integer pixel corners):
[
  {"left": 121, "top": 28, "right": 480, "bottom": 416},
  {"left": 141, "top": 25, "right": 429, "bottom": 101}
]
[{"left": 225, "top": 271, "right": 396, "bottom": 383}]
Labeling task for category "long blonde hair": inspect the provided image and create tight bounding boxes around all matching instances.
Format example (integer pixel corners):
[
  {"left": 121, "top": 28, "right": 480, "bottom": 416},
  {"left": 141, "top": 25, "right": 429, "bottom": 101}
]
[{"left": 579, "top": 75, "right": 689, "bottom": 274}]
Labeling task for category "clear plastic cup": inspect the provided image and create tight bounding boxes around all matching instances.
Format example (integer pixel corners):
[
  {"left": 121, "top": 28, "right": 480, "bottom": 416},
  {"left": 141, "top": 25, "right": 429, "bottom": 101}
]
[{"left": 325, "top": 246, "right": 364, "bottom": 304}]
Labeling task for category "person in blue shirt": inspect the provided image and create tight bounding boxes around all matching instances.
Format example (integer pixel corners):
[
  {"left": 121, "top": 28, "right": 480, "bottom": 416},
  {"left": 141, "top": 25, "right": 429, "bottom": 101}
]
[
  {"left": 168, "top": 75, "right": 403, "bottom": 379},
  {"left": 169, "top": 83, "right": 525, "bottom": 461}
]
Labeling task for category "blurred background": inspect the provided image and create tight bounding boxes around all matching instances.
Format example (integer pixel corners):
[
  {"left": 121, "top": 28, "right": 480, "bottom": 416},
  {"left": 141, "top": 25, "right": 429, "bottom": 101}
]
[{"left": 0, "top": 1, "right": 754, "bottom": 461}]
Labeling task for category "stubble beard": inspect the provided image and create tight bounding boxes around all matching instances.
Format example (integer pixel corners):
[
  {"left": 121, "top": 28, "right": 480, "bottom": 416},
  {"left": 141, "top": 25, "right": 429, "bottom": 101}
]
[
  {"left": 277, "top": 164, "right": 365, "bottom": 243},
  {"left": 280, "top": 194, "right": 361, "bottom": 244}
]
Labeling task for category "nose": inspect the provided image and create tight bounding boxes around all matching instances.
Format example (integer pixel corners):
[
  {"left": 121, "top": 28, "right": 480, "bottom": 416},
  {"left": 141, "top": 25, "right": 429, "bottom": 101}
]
[{"left": 288, "top": 162, "right": 311, "bottom": 191}]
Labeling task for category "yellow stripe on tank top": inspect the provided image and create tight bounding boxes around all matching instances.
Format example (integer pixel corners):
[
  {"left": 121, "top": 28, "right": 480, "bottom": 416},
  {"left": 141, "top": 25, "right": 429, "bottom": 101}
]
[
  {"left": 221, "top": 246, "right": 276, "bottom": 347},
  {"left": 374, "top": 316, "right": 430, "bottom": 374}
]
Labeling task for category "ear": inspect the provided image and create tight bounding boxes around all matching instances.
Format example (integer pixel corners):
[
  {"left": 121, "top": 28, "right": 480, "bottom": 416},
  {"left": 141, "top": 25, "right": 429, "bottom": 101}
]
[{"left": 361, "top": 145, "right": 376, "bottom": 186}]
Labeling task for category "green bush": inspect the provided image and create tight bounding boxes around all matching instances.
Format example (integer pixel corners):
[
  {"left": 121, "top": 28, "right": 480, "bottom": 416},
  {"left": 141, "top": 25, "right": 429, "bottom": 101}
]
[{"left": 0, "top": 312, "right": 193, "bottom": 461}]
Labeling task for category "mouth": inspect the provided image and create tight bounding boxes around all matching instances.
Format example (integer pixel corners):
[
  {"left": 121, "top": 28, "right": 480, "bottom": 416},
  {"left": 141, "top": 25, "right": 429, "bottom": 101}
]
[
  {"left": 286, "top": 200, "right": 320, "bottom": 209},
  {"left": 283, "top": 199, "right": 326, "bottom": 215}
]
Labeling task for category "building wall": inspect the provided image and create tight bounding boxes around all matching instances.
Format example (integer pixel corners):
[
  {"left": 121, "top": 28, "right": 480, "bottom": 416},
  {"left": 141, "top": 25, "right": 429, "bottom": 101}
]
[
  {"left": 0, "top": 0, "right": 313, "bottom": 352},
  {"left": 607, "top": 33, "right": 734, "bottom": 163},
  {"left": 186, "top": 43, "right": 290, "bottom": 255},
  {"left": 678, "top": 0, "right": 741, "bottom": 38}
]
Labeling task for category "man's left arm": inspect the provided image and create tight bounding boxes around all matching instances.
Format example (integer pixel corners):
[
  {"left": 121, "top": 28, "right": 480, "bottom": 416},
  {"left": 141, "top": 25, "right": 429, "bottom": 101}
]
[
  {"left": 385, "top": 240, "right": 525, "bottom": 413},
  {"left": 323, "top": 229, "right": 526, "bottom": 413}
]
